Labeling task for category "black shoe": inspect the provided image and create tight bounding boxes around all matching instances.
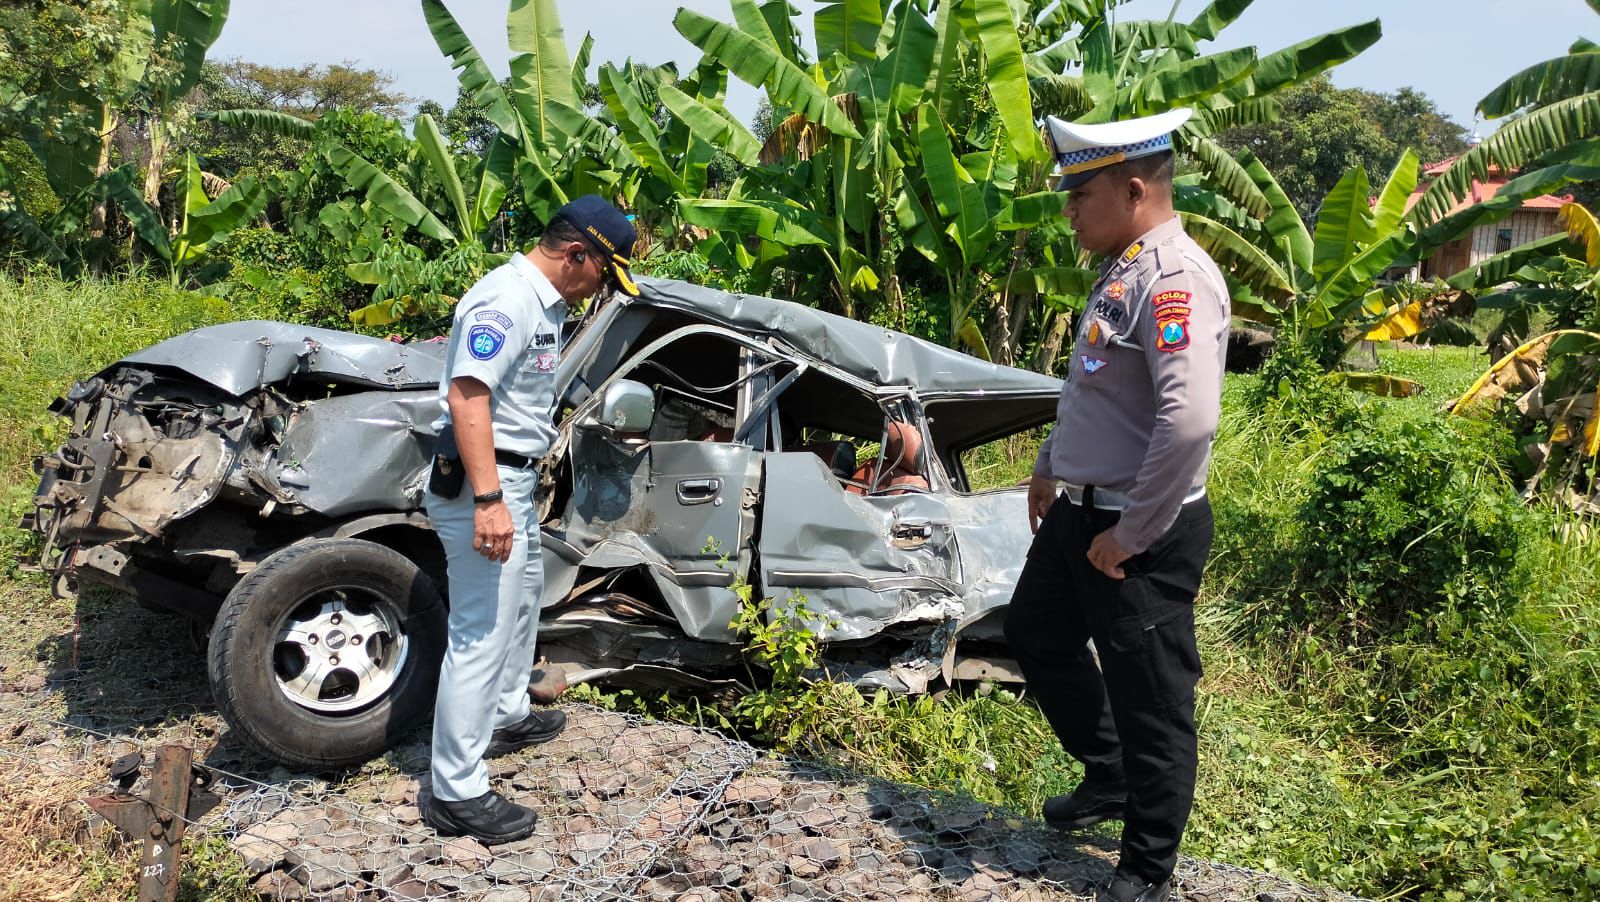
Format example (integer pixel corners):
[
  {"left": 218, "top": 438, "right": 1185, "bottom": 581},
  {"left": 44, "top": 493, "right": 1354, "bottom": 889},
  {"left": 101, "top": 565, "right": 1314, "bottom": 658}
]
[
  {"left": 484, "top": 708, "right": 567, "bottom": 758},
  {"left": 1097, "top": 872, "right": 1172, "bottom": 902},
  {"left": 421, "top": 790, "right": 537, "bottom": 845},
  {"left": 1043, "top": 779, "right": 1128, "bottom": 830}
]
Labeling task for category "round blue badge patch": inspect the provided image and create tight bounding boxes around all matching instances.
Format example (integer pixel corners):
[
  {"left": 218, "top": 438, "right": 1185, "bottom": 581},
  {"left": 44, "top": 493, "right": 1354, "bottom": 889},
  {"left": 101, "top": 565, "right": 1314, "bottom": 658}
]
[{"left": 468, "top": 324, "right": 506, "bottom": 360}]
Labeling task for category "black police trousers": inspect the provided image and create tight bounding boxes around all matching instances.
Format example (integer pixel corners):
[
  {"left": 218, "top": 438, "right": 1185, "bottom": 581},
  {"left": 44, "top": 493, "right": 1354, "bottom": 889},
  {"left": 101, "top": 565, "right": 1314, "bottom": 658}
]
[{"left": 1004, "top": 490, "right": 1212, "bottom": 884}]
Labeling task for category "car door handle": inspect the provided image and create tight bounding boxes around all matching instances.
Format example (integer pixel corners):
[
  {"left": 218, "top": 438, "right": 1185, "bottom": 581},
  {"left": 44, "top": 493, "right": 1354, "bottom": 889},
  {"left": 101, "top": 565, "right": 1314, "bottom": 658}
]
[{"left": 676, "top": 478, "right": 722, "bottom": 505}]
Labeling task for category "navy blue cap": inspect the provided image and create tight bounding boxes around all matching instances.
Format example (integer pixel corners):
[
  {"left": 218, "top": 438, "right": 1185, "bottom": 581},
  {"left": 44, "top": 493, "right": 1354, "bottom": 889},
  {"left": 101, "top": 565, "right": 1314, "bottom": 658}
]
[{"left": 553, "top": 195, "right": 640, "bottom": 295}]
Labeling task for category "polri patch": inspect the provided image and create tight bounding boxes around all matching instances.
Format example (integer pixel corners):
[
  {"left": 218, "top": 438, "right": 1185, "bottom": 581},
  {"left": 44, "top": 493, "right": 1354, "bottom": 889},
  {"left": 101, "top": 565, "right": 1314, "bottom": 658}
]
[
  {"left": 468, "top": 324, "right": 506, "bottom": 360},
  {"left": 475, "top": 309, "right": 514, "bottom": 329},
  {"left": 1104, "top": 280, "right": 1126, "bottom": 300},
  {"left": 1092, "top": 299, "right": 1125, "bottom": 324},
  {"left": 1152, "top": 289, "right": 1190, "bottom": 309},
  {"left": 1083, "top": 356, "right": 1108, "bottom": 374},
  {"left": 1155, "top": 308, "right": 1190, "bottom": 353}
]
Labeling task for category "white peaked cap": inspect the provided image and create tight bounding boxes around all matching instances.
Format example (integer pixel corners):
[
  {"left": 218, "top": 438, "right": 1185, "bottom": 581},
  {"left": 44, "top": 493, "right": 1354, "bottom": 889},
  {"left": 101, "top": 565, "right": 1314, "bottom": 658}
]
[{"left": 1044, "top": 107, "right": 1193, "bottom": 190}]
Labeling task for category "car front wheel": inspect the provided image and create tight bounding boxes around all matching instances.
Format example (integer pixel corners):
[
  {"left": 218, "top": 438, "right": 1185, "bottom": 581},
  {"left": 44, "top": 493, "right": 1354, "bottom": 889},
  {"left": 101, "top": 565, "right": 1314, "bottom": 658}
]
[{"left": 207, "top": 538, "right": 446, "bottom": 769}]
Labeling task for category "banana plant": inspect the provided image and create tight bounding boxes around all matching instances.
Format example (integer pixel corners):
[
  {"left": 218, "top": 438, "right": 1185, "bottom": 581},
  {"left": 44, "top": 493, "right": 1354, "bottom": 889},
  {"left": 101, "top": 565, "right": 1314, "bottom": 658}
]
[{"left": 167, "top": 151, "right": 268, "bottom": 286}]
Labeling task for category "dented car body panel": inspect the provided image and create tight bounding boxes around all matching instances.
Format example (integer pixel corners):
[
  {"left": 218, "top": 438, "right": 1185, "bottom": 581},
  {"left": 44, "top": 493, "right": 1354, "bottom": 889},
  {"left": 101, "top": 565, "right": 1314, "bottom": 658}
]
[{"left": 28, "top": 278, "right": 1060, "bottom": 695}]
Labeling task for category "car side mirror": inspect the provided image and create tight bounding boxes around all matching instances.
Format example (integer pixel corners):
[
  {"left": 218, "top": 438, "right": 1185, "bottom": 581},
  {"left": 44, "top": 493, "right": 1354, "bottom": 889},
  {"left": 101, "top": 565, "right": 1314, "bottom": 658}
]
[{"left": 581, "top": 379, "right": 655, "bottom": 439}]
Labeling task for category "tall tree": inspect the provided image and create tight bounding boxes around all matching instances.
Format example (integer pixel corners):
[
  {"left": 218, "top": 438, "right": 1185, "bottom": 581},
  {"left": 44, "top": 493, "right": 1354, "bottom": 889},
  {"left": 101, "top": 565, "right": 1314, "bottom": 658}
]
[{"left": 1214, "top": 76, "right": 1468, "bottom": 221}]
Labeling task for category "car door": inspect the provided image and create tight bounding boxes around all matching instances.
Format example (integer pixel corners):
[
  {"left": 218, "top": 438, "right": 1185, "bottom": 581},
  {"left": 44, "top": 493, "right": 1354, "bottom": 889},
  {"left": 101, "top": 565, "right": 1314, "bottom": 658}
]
[
  {"left": 755, "top": 384, "right": 962, "bottom": 641},
  {"left": 548, "top": 325, "right": 770, "bottom": 642}
]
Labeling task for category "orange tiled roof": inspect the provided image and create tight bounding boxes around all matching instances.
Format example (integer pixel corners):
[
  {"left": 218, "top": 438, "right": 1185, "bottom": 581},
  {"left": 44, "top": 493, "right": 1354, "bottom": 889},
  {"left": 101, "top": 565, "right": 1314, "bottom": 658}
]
[{"left": 1403, "top": 155, "right": 1573, "bottom": 216}]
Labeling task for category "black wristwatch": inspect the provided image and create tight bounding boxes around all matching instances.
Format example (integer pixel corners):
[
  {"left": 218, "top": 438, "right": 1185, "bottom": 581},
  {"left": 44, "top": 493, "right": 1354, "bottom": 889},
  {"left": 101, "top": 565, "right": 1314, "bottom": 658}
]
[{"left": 472, "top": 489, "right": 504, "bottom": 505}]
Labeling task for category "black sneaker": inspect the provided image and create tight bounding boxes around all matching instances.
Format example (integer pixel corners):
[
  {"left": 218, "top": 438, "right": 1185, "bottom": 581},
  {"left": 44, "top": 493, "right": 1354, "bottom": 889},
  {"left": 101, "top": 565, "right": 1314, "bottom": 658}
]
[
  {"left": 484, "top": 708, "right": 567, "bottom": 758},
  {"left": 1097, "top": 872, "right": 1172, "bottom": 902},
  {"left": 1043, "top": 779, "right": 1128, "bottom": 830},
  {"left": 421, "top": 790, "right": 537, "bottom": 845}
]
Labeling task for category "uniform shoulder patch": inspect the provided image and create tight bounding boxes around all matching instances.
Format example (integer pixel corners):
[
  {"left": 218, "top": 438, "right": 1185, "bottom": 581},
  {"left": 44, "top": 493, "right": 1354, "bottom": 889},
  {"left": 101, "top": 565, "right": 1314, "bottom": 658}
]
[
  {"left": 467, "top": 324, "right": 506, "bottom": 360},
  {"left": 1154, "top": 306, "right": 1190, "bottom": 353},
  {"left": 1152, "top": 289, "right": 1191, "bottom": 308},
  {"left": 475, "top": 309, "right": 514, "bottom": 329}
]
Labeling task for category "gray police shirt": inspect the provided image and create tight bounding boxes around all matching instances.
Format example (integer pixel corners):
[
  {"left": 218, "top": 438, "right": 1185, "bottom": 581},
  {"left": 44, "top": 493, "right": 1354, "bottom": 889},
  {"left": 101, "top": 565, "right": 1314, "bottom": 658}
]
[
  {"left": 1033, "top": 216, "right": 1230, "bottom": 553},
  {"left": 432, "top": 254, "right": 566, "bottom": 459}
]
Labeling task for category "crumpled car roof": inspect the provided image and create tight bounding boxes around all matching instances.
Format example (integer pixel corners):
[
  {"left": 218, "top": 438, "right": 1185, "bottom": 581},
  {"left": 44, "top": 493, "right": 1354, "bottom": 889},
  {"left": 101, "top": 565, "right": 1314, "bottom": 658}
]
[
  {"left": 112, "top": 277, "right": 1061, "bottom": 398},
  {"left": 637, "top": 279, "right": 1061, "bottom": 396}
]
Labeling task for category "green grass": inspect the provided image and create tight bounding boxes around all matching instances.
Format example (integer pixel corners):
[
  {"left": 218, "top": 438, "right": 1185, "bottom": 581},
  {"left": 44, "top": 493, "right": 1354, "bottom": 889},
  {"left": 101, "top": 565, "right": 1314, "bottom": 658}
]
[{"left": 1, "top": 274, "right": 1596, "bottom": 899}]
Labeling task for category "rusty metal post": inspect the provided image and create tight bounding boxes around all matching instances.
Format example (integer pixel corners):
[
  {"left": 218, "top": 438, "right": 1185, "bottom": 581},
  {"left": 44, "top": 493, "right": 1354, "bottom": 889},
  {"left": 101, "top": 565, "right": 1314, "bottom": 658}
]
[{"left": 84, "top": 745, "right": 221, "bottom": 902}]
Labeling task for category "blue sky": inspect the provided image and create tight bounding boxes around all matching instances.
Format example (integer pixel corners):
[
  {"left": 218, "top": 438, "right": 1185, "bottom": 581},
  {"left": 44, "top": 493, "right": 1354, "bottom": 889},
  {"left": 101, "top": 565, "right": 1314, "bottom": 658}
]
[{"left": 211, "top": 0, "right": 1596, "bottom": 136}]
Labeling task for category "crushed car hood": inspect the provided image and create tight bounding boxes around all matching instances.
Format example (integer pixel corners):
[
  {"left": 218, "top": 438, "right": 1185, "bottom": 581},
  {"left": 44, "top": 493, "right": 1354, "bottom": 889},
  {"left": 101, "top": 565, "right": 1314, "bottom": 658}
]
[{"left": 118, "top": 320, "right": 446, "bottom": 396}]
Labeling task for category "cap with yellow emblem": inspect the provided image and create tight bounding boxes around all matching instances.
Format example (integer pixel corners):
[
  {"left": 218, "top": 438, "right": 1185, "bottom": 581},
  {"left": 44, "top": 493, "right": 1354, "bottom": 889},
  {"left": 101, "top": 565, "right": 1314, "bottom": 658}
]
[{"left": 1044, "top": 108, "right": 1193, "bottom": 191}]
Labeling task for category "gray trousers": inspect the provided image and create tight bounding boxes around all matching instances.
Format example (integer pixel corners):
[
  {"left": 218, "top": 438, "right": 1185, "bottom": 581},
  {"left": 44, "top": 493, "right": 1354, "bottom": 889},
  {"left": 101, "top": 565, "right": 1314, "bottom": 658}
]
[{"left": 426, "top": 464, "right": 543, "bottom": 801}]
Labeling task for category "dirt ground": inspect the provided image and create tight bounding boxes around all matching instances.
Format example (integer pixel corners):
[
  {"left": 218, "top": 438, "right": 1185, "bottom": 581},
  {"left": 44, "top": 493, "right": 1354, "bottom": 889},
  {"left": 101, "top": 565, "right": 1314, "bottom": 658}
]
[{"left": 0, "top": 582, "right": 1360, "bottom": 901}]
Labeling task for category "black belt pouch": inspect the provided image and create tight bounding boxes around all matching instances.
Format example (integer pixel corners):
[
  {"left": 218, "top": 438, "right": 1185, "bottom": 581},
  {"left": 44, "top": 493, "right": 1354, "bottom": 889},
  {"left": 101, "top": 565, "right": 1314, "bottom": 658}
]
[{"left": 428, "top": 425, "right": 466, "bottom": 499}]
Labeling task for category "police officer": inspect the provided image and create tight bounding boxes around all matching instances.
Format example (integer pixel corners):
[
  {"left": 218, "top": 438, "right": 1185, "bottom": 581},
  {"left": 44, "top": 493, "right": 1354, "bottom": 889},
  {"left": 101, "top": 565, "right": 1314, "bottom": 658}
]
[
  {"left": 1003, "top": 108, "right": 1229, "bottom": 902},
  {"left": 422, "top": 195, "right": 640, "bottom": 845}
]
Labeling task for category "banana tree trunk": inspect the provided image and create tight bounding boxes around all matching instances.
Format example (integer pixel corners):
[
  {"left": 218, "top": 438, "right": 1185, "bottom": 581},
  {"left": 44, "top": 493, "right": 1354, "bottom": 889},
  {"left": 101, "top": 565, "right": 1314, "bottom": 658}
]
[
  {"left": 1034, "top": 308, "right": 1072, "bottom": 375},
  {"left": 132, "top": 113, "right": 168, "bottom": 267},
  {"left": 88, "top": 104, "right": 117, "bottom": 241}
]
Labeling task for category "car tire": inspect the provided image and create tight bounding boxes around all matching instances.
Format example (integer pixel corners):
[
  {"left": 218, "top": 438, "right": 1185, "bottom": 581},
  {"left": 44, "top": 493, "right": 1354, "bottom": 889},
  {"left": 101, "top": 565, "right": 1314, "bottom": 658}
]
[{"left": 207, "top": 538, "right": 446, "bottom": 769}]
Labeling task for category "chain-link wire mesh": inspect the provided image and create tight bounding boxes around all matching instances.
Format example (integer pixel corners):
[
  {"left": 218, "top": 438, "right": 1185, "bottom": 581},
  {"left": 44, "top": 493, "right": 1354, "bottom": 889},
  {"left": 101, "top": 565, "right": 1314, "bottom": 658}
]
[{"left": 0, "top": 595, "right": 1359, "bottom": 900}]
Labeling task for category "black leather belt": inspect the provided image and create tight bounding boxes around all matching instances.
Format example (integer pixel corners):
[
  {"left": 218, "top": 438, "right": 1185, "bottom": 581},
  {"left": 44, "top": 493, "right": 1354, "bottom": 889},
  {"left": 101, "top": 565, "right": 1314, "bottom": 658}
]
[{"left": 494, "top": 448, "right": 537, "bottom": 469}]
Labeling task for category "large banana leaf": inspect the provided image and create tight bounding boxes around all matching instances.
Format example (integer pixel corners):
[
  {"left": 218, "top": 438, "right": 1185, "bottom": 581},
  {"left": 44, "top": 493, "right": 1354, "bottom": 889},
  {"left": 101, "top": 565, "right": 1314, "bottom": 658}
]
[
  {"left": 329, "top": 144, "right": 457, "bottom": 244},
  {"left": 1178, "top": 212, "right": 1293, "bottom": 301},
  {"left": 422, "top": 0, "right": 520, "bottom": 139},
  {"left": 507, "top": 0, "right": 577, "bottom": 147},
  {"left": 732, "top": 0, "right": 781, "bottom": 48},
  {"left": 543, "top": 101, "right": 636, "bottom": 171},
  {"left": 1559, "top": 201, "right": 1600, "bottom": 266},
  {"left": 1315, "top": 232, "right": 1411, "bottom": 324},
  {"left": 676, "top": 9, "right": 861, "bottom": 140},
  {"left": 1237, "top": 148, "right": 1312, "bottom": 274},
  {"left": 1178, "top": 133, "right": 1271, "bottom": 219},
  {"left": 599, "top": 65, "right": 680, "bottom": 192},
  {"left": 571, "top": 32, "right": 594, "bottom": 100},
  {"left": 98, "top": 165, "right": 170, "bottom": 260},
  {"left": 872, "top": 1, "right": 937, "bottom": 116},
  {"left": 1001, "top": 190, "right": 1067, "bottom": 229},
  {"left": 180, "top": 177, "right": 267, "bottom": 262},
  {"left": 815, "top": 0, "right": 884, "bottom": 65},
  {"left": 677, "top": 197, "right": 830, "bottom": 246},
  {"left": 970, "top": 0, "right": 1044, "bottom": 162},
  {"left": 760, "top": 0, "right": 805, "bottom": 66},
  {"left": 470, "top": 133, "right": 516, "bottom": 235},
  {"left": 20, "top": 83, "right": 101, "bottom": 199},
  {"left": 1410, "top": 92, "right": 1600, "bottom": 223},
  {"left": 151, "top": 0, "right": 229, "bottom": 95},
  {"left": 1005, "top": 266, "right": 1099, "bottom": 297},
  {"left": 1479, "top": 48, "right": 1600, "bottom": 118},
  {"left": 1371, "top": 149, "right": 1419, "bottom": 237},
  {"left": 929, "top": 0, "right": 968, "bottom": 122},
  {"left": 1445, "top": 233, "right": 1575, "bottom": 291},
  {"left": 1239, "top": 19, "right": 1381, "bottom": 97},
  {"left": 915, "top": 106, "right": 994, "bottom": 265},
  {"left": 206, "top": 108, "right": 317, "bottom": 139},
  {"left": 1311, "top": 166, "right": 1375, "bottom": 281},
  {"left": 414, "top": 114, "right": 471, "bottom": 238},
  {"left": 1187, "top": 0, "right": 1254, "bottom": 42},
  {"left": 109, "top": 0, "right": 155, "bottom": 98},
  {"left": 1132, "top": 47, "right": 1256, "bottom": 111},
  {"left": 658, "top": 84, "right": 763, "bottom": 167}
]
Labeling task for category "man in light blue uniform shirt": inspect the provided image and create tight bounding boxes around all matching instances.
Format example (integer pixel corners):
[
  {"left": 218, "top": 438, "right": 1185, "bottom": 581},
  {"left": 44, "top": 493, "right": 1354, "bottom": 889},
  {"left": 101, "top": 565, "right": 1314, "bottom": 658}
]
[{"left": 422, "top": 195, "right": 639, "bottom": 845}]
